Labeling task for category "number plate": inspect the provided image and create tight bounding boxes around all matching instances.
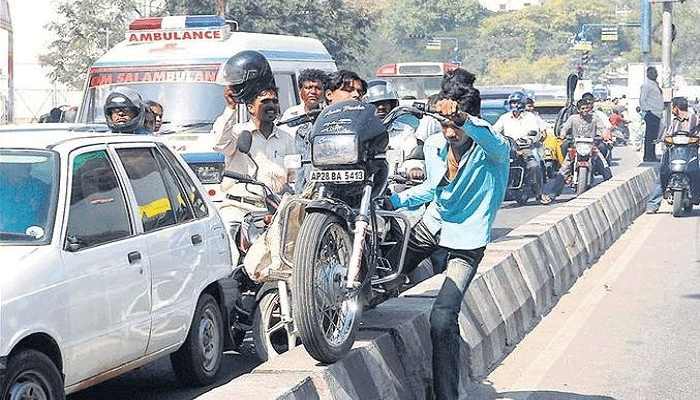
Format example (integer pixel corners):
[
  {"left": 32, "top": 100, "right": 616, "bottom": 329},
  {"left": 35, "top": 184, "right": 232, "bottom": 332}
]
[{"left": 309, "top": 169, "right": 365, "bottom": 183}]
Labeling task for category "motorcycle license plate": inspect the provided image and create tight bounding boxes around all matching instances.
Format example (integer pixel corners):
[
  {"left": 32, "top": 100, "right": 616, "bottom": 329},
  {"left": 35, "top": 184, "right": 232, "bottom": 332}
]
[{"left": 309, "top": 169, "right": 364, "bottom": 183}]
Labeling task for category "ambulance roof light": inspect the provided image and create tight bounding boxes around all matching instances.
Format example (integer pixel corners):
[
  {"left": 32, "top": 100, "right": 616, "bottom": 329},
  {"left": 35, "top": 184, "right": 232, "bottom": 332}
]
[{"left": 128, "top": 15, "right": 227, "bottom": 31}]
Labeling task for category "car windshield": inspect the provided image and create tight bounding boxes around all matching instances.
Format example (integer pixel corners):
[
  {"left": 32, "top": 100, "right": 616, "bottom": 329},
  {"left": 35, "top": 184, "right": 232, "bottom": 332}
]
[
  {"left": 0, "top": 150, "right": 59, "bottom": 243},
  {"left": 382, "top": 76, "right": 443, "bottom": 100},
  {"left": 80, "top": 82, "right": 226, "bottom": 132}
]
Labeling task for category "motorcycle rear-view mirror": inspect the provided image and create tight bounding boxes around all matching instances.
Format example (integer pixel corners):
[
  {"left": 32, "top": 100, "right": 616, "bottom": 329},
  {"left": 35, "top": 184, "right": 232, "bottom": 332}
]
[
  {"left": 528, "top": 130, "right": 539, "bottom": 137},
  {"left": 237, "top": 130, "right": 253, "bottom": 154},
  {"left": 406, "top": 145, "right": 424, "bottom": 161}
]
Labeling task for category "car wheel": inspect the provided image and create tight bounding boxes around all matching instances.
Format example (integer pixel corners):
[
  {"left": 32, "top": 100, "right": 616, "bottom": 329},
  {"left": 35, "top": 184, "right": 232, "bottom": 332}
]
[
  {"left": 170, "top": 293, "right": 224, "bottom": 386},
  {"left": 1, "top": 349, "right": 64, "bottom": 400}
]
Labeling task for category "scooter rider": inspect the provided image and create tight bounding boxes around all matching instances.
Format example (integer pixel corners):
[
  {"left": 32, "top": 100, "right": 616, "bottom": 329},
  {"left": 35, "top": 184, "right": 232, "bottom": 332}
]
[
  {"left": 103, "top": 87, "right": 151, "bottom": 134},
  {"left": 646, "top": 96, "right": 700, "bottom": 213},
  {"left": 492, "top": 91, "right": 545, "bottom": 202},
  {"left": 213, "top": 50, "right": 295, "bottom": 194}
]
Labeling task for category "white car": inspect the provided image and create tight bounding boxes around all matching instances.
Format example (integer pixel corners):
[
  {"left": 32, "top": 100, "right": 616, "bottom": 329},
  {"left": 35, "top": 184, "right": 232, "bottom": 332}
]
[{"left": 0, "top": 126, "right": 236, "bottom": 399}]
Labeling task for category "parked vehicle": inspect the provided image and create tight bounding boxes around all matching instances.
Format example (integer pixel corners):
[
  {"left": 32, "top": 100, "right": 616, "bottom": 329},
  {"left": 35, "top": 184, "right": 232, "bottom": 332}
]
[
  {"left": 0, "top": 126, "right": 236, "bottom": 399},
  {"left": 659, "top": 130, "right": 700, "bottom": 217}
]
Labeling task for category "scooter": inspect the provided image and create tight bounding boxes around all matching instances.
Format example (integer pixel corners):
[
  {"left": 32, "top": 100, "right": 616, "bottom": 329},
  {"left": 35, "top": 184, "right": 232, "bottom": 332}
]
[
  {"left": 659, "top": 130, "right": 700, "bottom": 217},
  {"left": 193, "top": 131, "right": 300, "bottom": 361}
]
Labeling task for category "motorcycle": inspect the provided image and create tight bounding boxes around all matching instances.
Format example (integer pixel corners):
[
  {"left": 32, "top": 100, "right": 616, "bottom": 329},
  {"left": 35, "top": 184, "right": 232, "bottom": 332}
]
[
  {"left": 568, "top": 136, "right": 611, "bottom": 195},
  {"left": 659, "top": 130, "right": 700, "bottom": 217},
  {"left": 215, "top": 131, "right": 301, "bottom": 361},
  {"left": 287, "top": 101, "right": 429, "bottom": 364},
  {"left": 505, "top": 131, "right": 543, "bottom": 205}
]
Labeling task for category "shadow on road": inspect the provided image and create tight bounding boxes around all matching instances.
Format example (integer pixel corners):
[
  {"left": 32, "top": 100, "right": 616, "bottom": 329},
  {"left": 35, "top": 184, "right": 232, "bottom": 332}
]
[{"left": 467, "top": 382, "right": 618, "bottom": 400}]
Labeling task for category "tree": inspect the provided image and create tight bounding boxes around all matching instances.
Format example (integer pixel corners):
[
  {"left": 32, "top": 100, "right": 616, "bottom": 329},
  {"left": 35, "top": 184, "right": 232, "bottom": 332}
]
[{"left": 40, "top": 0, "right": 138, "bottom": 89}]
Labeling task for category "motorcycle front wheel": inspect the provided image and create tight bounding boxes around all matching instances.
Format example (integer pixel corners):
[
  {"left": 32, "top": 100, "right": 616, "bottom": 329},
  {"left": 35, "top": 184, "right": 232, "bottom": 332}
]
[
  {"left": 576, "top": 166, "right": 589, "bottom": 195},
  {"left": 292, "top": 212, "right": 361, "bottom": 364}
]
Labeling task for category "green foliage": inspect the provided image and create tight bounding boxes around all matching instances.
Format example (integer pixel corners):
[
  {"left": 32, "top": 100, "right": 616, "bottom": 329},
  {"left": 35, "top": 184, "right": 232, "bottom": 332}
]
[{"left": 39, "top": 0, "right": 137, "bottom": 89}]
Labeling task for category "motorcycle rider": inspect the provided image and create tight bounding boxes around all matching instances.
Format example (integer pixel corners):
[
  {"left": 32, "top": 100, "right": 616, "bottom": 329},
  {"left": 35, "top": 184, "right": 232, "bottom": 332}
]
[
  {"left": 103, "top": 87, "right": 151, "bottom": 134},
  {"left": 324, "top": 69, "right": 367, "bottom": 104},
  {"left": 213, "top": 50, "right": 295, "bottom": 194},
  {"left": 492, "top": 91, "right": 546, "bottom": 202},
  {"left": 386, "top": 68, "right": 509, "bottom": 400},
  {"left": 646, "top": 96, "right": 700, "bottom": 213},
  {"left": 541, "top": 98, "right": 613, "bottom": 203},
  {"left": 364, "top": 79, "right": 425, "bottom": 180}
]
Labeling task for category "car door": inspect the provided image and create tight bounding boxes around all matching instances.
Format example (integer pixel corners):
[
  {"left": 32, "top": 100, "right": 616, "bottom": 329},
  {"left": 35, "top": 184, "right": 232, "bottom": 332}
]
[
  {"left": 60, "top": 147, "right": 152, "bottom": 386},
  {"left": 114, "top": 145, "right": 210, "bottom": 353}
]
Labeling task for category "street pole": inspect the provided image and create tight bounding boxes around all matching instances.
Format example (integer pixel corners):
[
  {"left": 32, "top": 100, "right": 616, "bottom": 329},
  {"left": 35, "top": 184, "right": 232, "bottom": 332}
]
[{"left": 660, "top": 1, "right": 673, "bottom": 99}]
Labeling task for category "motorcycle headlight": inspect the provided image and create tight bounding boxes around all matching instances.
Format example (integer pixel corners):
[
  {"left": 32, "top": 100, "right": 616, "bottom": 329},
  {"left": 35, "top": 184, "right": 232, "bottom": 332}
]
[
  {"left": 576, "top": 142, "right": 592, "bottom": 156},
  {"left": 312, "top": 134, "right": 359, "bottom": 166}
]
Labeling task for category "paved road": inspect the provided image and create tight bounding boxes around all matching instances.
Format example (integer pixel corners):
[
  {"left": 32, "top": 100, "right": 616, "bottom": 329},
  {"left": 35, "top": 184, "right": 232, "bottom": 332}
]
[
  {"left": 468, "top": 191, "right": 700, "bottom": 400},
  {"left": 68, "top": 145, "right": 645, "bottom": 400}
]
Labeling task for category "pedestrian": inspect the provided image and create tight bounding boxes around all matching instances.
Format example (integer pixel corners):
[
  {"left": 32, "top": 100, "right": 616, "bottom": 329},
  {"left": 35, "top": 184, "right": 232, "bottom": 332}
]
[
  {"left": 646, "top": 96, "right": 700, "bottom": 213},
  {"left": 639, "top": 66, "right": 664, "bottom": 162},
  {"left": 385, "top": 68, "right": 510, "bottom": 400},
  {"left": 279, "top": 68, "right": 327, "bottom": 193}
]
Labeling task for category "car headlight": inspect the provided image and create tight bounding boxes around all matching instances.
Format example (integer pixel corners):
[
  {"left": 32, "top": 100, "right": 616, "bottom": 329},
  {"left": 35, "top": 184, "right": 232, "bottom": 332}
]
[{"left": 312, "top": 134, "right": 359, "bottom": 166}]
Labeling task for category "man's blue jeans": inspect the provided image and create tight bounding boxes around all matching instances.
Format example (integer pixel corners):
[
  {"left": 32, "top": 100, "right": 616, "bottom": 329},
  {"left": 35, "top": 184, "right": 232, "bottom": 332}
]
[{"left": 402, "top": 222, "right": 485, "bottom": 400}]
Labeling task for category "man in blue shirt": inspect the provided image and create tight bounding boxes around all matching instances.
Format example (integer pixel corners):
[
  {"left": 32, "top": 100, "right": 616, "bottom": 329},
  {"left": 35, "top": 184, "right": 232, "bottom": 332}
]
[{"left": 387, "top": 68, "right": 509, "bottom": 400}]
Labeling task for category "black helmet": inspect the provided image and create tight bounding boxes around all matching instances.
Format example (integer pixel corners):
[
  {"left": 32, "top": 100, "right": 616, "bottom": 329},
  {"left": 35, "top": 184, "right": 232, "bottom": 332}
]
[
  {"left": 103, "top": 87, "right": 147, "bottom": 133},
  {"left": 507, "top": 91, "right": 528, "bottom": 112},
  {"left": 217, "top": 50, "right": 275, "bottom": 104},
  {"left": 363, "top": 79, "right": 399, "bottom": 106}
]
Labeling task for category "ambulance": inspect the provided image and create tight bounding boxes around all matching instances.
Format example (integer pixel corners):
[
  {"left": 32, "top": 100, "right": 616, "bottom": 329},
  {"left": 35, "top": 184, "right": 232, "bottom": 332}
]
[{"left": 76, "top": 15, "right": 337, "bottom": 190}]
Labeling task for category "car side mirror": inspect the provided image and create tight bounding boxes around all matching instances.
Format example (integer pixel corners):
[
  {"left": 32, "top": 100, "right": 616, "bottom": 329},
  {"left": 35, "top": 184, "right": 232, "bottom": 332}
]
[{"left": 237, "top": 130, "right": 253, "bottom": 154}]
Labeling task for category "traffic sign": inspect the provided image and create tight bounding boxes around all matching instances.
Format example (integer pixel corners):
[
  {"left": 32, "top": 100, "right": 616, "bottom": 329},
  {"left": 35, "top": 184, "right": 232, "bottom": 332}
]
[
  {"left": 573, "top": 41, "right": 593, "bottom": 51},
  {"left": 601, "top": 26, "right": 618, "bottom": 41},
  {"left": 426, "top": 39, "right": 442, "bottom": 51}
]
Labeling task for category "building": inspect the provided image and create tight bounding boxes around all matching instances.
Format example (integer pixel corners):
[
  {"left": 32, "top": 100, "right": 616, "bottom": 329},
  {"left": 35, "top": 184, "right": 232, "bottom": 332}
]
[{"left": 479, "top": 0, "right": 546, "bottom": 12}]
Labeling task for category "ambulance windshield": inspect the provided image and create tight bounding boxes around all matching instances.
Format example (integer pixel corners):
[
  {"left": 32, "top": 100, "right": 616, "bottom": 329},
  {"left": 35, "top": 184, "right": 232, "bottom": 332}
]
[{"left": 81, "top": 82, "right": 226, "bottom": 133}]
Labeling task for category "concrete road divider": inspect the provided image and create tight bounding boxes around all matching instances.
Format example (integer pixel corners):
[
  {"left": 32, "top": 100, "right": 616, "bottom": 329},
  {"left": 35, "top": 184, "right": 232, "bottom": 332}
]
[{"left": 201, "top": 167, "right": 656, "bottom": 400}]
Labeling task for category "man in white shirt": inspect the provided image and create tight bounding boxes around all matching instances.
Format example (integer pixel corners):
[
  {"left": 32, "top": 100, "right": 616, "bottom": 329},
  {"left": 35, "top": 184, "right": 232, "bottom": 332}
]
[
  {"left": 493, "top": 91, "right": 545, "bottom": 202},
  {"left": 213, "top": 87, "right": 295, "bottom": 194},
  {"left": 279, "top": 69, "right": 327, "bottom": 193},
  {"left": 639, "top": 66, "right": 664, "bottom": 162}
]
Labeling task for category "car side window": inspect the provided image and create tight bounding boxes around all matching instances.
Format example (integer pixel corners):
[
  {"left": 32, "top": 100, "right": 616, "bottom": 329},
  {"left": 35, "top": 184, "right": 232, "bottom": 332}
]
[
  {"left": 66, "top": 150, "right": 131, "bottom": 249},
  {"left": 158, "top": 144, "right": 209, "bottom": 219},
  {"left": 117, "top": 147, "right": 178, "bottom": 232},
  {"left": 152, "top": 149, "right": 195, "bottom": 223}
]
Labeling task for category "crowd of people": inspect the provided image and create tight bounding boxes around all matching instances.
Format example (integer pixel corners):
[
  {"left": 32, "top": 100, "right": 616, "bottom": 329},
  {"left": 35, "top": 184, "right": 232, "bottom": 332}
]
[{"left": 95, "top": 52, "right": 698, "bottom": 400}]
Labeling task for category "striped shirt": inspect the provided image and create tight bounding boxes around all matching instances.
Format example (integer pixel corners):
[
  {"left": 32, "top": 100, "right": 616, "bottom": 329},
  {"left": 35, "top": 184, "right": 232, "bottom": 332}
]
[{"left": 661, "top": 112, "right": 700, "bottom": 139}]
